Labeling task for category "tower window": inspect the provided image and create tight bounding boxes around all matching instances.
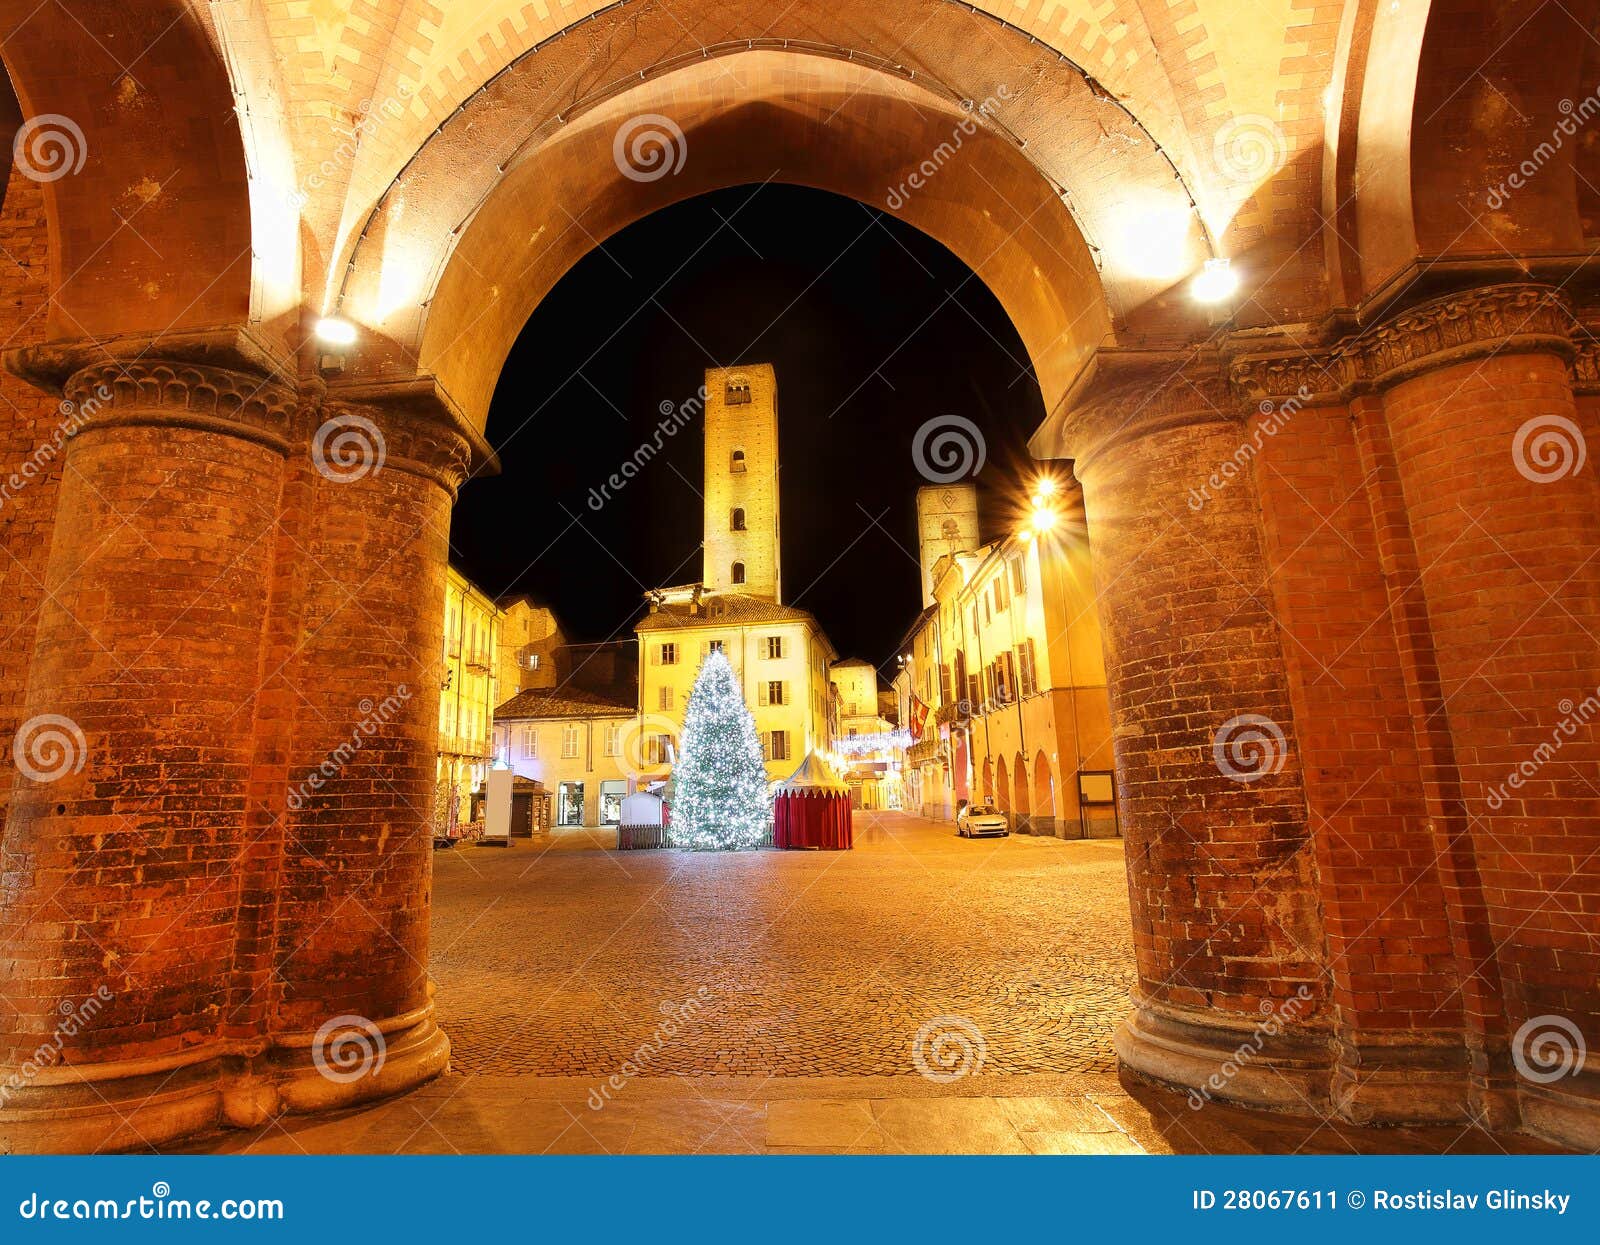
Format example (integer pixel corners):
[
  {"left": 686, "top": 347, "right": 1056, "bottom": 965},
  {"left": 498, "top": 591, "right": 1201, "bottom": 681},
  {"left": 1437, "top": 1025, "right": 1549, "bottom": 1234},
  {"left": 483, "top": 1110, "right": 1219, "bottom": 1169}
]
[
  {"left": 726, "top": 380, "right": 751, "bottom": 405},
  {"left": 731, "top": 562, "right": 746, "bottom": 585},
  {"left": 731, "top": 507, "right": 746, "bottom": 531},
  {"left": 730, "top": 449, "right": 746, "bottom": 473}
]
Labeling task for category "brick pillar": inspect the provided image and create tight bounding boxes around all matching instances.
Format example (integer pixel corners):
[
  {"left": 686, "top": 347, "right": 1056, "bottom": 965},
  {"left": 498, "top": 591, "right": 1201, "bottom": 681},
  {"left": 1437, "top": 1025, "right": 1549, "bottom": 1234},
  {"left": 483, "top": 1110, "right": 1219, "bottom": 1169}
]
[
  {"left": 1373, "top": 285, "right": 1600, "bottom": 1147},
  {"left": 0, "top": 351, "right": 473, "bottom": 1152},
  {"left": 0, "top": 354, "right": 296, "bottom": 1151},
  {"left": 1059, "top": 359, "right": 1331, "bottom": 1111},
  {"left": 261, "top": 382, "right": 464, "bottom": 1114}
]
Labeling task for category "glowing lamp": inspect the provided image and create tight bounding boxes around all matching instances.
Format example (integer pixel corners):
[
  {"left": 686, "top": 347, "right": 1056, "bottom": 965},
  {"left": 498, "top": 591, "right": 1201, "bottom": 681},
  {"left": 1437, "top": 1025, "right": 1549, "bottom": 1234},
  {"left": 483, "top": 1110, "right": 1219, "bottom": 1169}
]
[
  {"left": 1031, "top": 507, "right": 1059, "bottom": 535},
  {"left": 314, "top": 316, "right": 358, "bottom": 347},
  {"left": 1036, "top": 477, "right": 1057, "bottom": 497},
  {"left": 1191, "top": 258, "right": 1239, "bottom": 304}
]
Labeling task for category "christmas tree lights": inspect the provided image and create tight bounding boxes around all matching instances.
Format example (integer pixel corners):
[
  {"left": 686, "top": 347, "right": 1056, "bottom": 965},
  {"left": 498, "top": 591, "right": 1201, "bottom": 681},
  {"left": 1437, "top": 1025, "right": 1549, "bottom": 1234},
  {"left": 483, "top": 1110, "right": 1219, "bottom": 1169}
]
[{"left": 672, "top": 649, "right": 771, "bottom": 850}]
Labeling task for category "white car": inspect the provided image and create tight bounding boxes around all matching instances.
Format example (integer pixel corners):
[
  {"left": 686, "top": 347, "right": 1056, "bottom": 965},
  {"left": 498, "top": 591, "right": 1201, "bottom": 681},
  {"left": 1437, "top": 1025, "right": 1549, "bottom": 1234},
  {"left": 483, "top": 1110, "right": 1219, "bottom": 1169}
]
[{"left": 957, "top": 803, "right": 1010, "bottom": 838}]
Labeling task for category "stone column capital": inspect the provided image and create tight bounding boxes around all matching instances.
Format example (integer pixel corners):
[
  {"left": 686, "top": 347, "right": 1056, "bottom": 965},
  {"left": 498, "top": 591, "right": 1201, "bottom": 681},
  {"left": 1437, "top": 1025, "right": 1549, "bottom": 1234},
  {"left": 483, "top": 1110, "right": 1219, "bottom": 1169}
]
[
  {"left": 1340, "top": 282, "right": 1574, "bottom": 390},
  {"left": 1049, "top": 349, "right": 1235, "bottom": 473},
  {"left": 2, "top": 326, "right": 301, "bottom": 454},
  {"left": 319, "top": 376, "right": 498, "bottom": 496}
]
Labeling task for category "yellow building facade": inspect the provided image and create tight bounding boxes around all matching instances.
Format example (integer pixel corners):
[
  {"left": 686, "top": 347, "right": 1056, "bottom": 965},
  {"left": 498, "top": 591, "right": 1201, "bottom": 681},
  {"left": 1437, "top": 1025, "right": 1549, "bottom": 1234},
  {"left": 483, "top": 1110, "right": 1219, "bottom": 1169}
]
[
  {"left": 636, "top": 591, "right": 836, "bottom": 784},
  {"left": 828, "top": 658, "right": 898, "bottom": 809},
  {"left": 895, "top": 483, "right": 1115, "bottom": 838},
  {"left": 438, "top": 565, "right": 505, "bottom": 823},
  {"left": 493, "top": 687, "right": 636, "bottom": 828}
]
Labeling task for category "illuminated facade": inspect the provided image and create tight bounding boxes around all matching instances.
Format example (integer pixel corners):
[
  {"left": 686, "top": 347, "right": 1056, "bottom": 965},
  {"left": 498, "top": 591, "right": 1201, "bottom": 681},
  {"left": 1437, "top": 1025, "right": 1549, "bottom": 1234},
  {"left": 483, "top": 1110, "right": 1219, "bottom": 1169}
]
[
  {"left": 829, "top": 658, "right": 899, "bottom": 809},
  {"left": 438, "top": 566, "right": 506, "bottom": 821},
  {"left": 894, "top": 484, "right": 1114, "bottom": 837},
  {"left": 637, "top": 593, "right": 836, "bottom": 784}
]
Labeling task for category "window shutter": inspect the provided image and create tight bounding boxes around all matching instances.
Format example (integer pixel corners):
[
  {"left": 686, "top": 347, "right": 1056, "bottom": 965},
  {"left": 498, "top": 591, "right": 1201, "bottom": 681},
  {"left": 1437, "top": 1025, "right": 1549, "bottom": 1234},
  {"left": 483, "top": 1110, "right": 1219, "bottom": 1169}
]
[{"left": 759, "top": 682, "right": 769, "bottom": 706}]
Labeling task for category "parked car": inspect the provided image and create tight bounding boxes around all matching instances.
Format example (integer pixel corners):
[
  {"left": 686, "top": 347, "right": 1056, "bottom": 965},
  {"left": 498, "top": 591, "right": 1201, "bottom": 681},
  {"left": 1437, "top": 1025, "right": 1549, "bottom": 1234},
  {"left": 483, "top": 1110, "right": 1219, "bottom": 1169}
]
[{"left": 957, "top": 803, "right": 1010, "bottom": 838}]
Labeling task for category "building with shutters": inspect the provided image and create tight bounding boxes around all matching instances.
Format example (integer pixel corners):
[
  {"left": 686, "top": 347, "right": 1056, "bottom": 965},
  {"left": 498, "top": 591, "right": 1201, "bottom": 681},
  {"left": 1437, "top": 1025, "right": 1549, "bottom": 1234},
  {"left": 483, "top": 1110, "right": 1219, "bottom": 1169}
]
[{"left": 892, "top": 483, "right": 1115, "bottom": 838}]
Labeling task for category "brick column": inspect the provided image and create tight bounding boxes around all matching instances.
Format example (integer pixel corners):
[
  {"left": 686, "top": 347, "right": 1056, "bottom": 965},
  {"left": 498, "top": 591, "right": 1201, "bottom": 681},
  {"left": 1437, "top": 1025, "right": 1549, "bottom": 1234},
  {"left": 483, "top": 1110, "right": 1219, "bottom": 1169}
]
[
  {"left": 1371, "top": 285, "right": 1600, "bottom": 1147},
  {"left": 0, "top": 349, "right": 296, "bottom": 1151},
  {"left": 0, "top": 348, "right": 479, "bottom": 1152},
  {"left": 259, "top": 381, "right": 466, "bottom": 1115},
  {"left": 1058, "top": 358, "right": 1332, "bottom": 1112}
]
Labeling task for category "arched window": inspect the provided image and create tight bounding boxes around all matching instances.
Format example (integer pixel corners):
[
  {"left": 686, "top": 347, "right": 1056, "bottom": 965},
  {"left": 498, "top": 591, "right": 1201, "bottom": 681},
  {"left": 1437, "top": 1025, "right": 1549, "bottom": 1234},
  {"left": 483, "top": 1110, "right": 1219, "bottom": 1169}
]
[
  {"left": 731, "top": 507, "right": 746, "bottom": 531},
  {"left": 731, "top": 449, "right": 746, "bottom": 473},
  {"left": 731, "top": 561, "right": 746, "bottom": 585}
]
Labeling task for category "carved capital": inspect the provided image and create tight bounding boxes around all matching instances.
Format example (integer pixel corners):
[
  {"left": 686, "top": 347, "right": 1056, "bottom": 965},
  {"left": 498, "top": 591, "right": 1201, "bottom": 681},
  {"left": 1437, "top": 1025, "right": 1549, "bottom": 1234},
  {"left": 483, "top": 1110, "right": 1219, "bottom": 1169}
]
[
  {"left": 1227, "top": 348, "right": 1347, "bottom": 407},
  {"left": 1341, "top": 283, "right": 1574, "bottom": 389},
  {"left": 320, "top": 377, "right": 495, "bottom": 495},
  {"left": 1570, "top": 329, "right": 1600, "bottom": 395},
  {"left": 1052, "top": 350, "right": 1236, "bottom": 473},
  {"left": 61, "top": 360, "right": 299, "bottom": 455}
]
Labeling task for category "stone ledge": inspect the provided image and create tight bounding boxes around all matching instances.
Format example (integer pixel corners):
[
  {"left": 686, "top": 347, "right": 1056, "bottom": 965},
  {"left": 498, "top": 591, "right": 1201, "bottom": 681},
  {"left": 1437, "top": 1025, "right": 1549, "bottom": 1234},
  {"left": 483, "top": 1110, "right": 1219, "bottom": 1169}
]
[{"left": 0, "top": 1008, "right": 450, "bottom": 1155}]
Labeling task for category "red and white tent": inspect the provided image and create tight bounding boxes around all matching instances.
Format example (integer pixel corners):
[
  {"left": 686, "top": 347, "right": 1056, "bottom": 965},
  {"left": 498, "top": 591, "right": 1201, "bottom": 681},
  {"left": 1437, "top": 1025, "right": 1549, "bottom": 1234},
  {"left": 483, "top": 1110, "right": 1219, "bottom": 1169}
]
[{"left": 772, "top": 752, "right": 853, "bottom": 850}]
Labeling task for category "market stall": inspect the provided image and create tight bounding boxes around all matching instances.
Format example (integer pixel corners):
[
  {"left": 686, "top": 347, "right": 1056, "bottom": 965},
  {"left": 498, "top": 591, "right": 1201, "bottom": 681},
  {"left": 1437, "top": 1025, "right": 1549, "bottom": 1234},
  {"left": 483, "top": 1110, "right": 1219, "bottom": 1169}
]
[{"left": 771, "top": 752, "right": 853, "bottom": 850}]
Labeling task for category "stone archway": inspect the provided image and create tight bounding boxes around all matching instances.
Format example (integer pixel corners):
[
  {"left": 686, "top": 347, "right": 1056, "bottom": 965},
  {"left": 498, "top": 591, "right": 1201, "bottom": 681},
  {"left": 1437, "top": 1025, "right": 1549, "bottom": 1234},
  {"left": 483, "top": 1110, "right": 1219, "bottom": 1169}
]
[
  {"left": 1011, "top": 752, "right": 1030, "bottom": 833},
  {"left": 1032, "top": 752, "right": 1055, "bottom": 839},
  {"left": 0, "top": 0, "right": 1597, "bottom": 1154}
]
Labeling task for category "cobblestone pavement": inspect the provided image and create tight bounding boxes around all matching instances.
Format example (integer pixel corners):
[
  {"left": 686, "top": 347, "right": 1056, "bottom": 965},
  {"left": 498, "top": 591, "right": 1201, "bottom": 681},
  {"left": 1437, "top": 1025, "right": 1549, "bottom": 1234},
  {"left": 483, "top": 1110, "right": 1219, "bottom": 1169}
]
[{"left": 429, "top": 811, "right": 1137, "bottom": 1079}]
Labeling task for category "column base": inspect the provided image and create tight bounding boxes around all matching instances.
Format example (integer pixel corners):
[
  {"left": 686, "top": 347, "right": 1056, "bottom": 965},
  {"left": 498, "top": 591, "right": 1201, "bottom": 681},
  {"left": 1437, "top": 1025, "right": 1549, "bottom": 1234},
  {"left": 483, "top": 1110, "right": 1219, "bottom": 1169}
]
[
  {"left": 1114, "top": 996, "right": 1333, "bottom": 1113},
  {"left": 1517, "top": 1074, "right": 1600, "bottom": 1151},
  {"left": 1118, "top": 998, "right": 1600, "bottom": 1148},
  {"left": 0, "top": 1005, "right": 449, "bottom": 1154}
]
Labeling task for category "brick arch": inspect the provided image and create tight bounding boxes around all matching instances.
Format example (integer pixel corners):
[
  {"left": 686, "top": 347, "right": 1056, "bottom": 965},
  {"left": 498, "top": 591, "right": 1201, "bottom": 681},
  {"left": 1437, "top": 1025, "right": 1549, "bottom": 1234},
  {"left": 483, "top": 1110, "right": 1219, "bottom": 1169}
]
[
  {"left": 1328, "top": 0, "right": 1592, "bottom": 299},
  {"left": 0, "top": 2, "right": 259, "bottom": 343},
  {"left": 333, "top": 44, "right": 1202, "bottom": 431}
]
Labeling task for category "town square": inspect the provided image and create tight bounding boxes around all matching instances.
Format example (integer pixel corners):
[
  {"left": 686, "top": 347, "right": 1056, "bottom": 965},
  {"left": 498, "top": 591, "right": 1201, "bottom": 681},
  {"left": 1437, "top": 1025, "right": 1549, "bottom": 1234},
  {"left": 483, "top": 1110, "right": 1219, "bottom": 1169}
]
[{"left": 0, "top": 0, "right": 1596, "bottom": 1191}]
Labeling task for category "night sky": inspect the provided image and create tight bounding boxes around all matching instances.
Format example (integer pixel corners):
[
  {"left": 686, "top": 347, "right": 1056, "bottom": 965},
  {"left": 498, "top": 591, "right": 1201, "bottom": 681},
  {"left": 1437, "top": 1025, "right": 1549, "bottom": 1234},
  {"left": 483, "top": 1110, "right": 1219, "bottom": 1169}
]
[{"left": 448, "top": 183, "right": 1049, "bottom": 672}]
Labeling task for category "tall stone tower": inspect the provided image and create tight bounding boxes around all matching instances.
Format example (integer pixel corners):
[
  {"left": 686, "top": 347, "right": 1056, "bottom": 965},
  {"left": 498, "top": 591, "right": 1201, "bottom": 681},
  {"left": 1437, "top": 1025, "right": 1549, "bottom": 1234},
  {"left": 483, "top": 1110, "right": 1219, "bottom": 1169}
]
[
  {"left": 703, "top": 363, "right": 782, "bottom": 602},
  {"left": 915, "top": 483, "right": 980, "bottom": 604}
]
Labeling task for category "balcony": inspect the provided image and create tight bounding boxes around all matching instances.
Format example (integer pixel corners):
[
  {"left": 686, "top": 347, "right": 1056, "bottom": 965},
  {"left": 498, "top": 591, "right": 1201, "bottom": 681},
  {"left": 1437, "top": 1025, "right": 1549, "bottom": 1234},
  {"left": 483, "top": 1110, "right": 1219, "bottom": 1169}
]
[{"left": 465, "top": 649, "right": 492, "bottom": 673}]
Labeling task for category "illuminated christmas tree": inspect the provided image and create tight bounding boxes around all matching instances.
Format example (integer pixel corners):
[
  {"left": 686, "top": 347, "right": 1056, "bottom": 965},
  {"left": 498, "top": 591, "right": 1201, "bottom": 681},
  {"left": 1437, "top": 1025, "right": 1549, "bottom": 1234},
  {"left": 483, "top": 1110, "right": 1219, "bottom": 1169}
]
[{"left": 672, "top": 648, "right": 771, "bottom": 850}]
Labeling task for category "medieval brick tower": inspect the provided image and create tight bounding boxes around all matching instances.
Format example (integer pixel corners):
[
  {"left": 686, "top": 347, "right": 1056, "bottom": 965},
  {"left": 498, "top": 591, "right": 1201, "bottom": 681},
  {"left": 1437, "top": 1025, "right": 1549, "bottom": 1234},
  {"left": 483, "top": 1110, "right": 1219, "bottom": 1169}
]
[
  {"left": 915, "top": 483, "right": 980, "bottom": 605},
  {"left": 703, "top": 363, "right": 782, "bottom": 602}
]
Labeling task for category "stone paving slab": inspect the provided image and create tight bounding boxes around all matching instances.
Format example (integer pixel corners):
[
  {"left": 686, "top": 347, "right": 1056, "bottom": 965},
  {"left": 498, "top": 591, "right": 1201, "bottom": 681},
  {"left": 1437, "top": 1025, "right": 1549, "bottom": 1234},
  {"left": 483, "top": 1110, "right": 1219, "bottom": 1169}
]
[{"left": 429, "top": 811, "right": 1137, "bottom": 1080}]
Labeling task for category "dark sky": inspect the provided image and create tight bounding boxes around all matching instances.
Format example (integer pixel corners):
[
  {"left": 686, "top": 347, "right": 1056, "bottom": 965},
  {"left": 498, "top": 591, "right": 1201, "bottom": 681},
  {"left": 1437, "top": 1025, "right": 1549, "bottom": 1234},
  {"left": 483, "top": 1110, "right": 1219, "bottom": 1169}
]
[{"left": 448, "top": 183, "right": 1048, "bottom": 671}]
